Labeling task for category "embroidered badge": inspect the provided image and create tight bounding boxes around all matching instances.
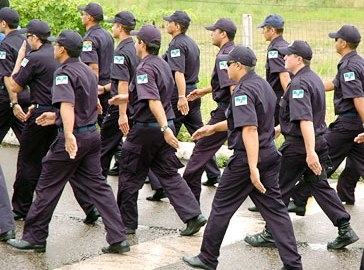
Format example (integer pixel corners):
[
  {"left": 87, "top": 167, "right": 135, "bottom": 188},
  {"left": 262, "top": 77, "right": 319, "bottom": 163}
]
[
  {"left": 0, "top": 51, "right": 6, "bottom": 60},
  {"left": 292, "top": 89, "right": 304, "bottom": 99},
  {"left": 137, "top": 74, "right": 148, "bottom": 84},
  {"left": 344, "top": 71, "right": 355, "bottom": 81},
  {"left": 21, "top": 58, "right": 29, "bottom": 67},
  {"left": 114, "top": 56, "right": 125, "bottom": 64},
  {"left": 235, "top": 95, "right": 248, "bottom": 106},
  {"left": 170, "top": 49, "right": 181, "bottom": 58},
  {"left": 55, "top": 75, "right": 69, "bottom": 85},
  {"left": 268, "top": 50, "right": 278, "bottom": 59},
  {"left": 219, "top": 61, "right": 227, "bottom": 70},
  {"left": 82, "top": 41, "right": 92, "bottom": 52}
]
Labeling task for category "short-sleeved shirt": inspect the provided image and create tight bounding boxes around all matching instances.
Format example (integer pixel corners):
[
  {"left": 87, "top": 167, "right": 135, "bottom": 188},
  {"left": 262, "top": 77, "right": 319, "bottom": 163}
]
[
  {"left": 110, "top": 37, "right": 139, "bottom": 97},
  {"left": 333, "top": 50, "right": 364, "bottom": 115},
  {"left": 163, "top": 33, "right": 200, "bottom": 86},
  {"left": 279, "top": 66, "right": 327, "bottom": 137},
  {"left": 52, "top": 58, "right": 98, "bottom": 128},
  {"left": 80, "top": 24, "right": 114, "bottom": 85},
  {"left": 0, "top": 30, "right": 30, "bottom": 104},
  {"left": 211, "top": 41, "right": 235, "bottom": 103},
  {"left": 266, "top": 35, "right": 289, "bottom": 95},
  {"left": 12, "top": 43, "right": 57, "bottom": 105},
  {"left": 226, "top": 71, "right": 276, "bottom": 151},
  {"left": 129, "top": 54, "right": 175, "bottom": 122}
]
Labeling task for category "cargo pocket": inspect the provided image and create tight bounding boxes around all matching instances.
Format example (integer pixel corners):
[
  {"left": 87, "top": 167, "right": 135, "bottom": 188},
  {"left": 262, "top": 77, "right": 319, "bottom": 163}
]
[{"left": 120, "top": 140, "right": 142, "bottom": 173}]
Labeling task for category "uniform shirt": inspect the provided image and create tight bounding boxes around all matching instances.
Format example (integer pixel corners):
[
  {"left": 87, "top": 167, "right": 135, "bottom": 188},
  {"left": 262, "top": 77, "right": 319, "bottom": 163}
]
[
  {"left": 265, "top": 35, "right": 289, "bottom": 95},
  {"left": 211, "top": 41, "right": 235, "bottom": 103},
  {"left": 12, "top": 43, "right": 57, "bottom": 105},
  {"left": 163, "top": 33, "right": 200, "bottom": 86},
  {"left": 52, "top": 58, "right": 98, "bottom": 128},
  {"left": 129, "top": 54, "right": 175, "bottom": 122},
  {"left": 110, "top": 37, "right": 139, "bottom": 97},
  {"left": 80, "top": 24, "right": 114, "bottom": 85},
  {"left": 333, "top": 50, "right": 364, "bottom": 115},
  {"left": 0, "top": 30, "right": 30, "bottom": 104},
  {"left": 226, "top": 71, "right": 276, "bottom": 151},
  {"left": 279, "top": 66, "right": 327, "bottom": 137}
]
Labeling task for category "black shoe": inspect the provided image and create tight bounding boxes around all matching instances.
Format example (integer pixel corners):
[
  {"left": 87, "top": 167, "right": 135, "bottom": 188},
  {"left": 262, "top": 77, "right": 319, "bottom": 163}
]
[
  {"left": 248, "top": 205, "right": 259, "bottom": 212},
  {"left": 327, "top": 221, "right": 359, "bottom": 249},
  {"left": 125, "top": 228, "right": 136, "bottom": 235},
  {"left": 180, "top": 214, "right": 207, "bottom": 236},
  {"left": 107, "top": 165, "right": 119, "bottom": 176},
  {"left": 102, "top": 240, "right": 130, "bottom": 254},
  {"left": 83, "top": 208, "right": 100, "bottom": 224},
  {"left": 7, "top": 239, "right": 46, "bottom": 252},
  {"left": 202, "top": 177, "right": 219, "bottom": 186},
  {"left": 244, "top": 229, "right": 276, "bottom": 247},
  {"left": 146, "top": 189, "right": 166, "bottom": 201},
  {"left": 0, "top": 230, "right": 15, "bottom": 241},
  {"left": 13, "top": 212, "right": 25, "bottom": 221},
  {"left": 182, "top": 256, "right": 214, "bottom": 270},
  {"left": 287, "top": 201, "right": 306, "bottom": 216}
]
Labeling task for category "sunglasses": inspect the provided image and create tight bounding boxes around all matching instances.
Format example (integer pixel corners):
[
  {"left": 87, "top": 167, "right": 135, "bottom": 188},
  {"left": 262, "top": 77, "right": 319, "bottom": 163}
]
[{"left": 227, "top": 60, "right": 238, "bottom": 67}]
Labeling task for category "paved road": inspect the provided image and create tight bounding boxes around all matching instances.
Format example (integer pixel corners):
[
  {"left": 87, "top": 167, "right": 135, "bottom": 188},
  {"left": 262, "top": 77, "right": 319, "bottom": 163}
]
[{"left": 0, "top": 145, "right": 363, "bottom": 270}]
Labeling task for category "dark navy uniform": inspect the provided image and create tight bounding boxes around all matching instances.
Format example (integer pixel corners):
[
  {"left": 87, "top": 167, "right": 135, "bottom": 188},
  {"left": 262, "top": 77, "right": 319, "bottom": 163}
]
[
  {"left": 183, "top": 41, "right": 235, "bottom": 201},
  {"left": 0, "top": 29, "right": 30, "bottom": 143},
  {"left": 195, "top": 58, "right": 301, "bottom": 269},
  {"left": 118, "top": 53, "right": 201, "bottom": 230},
  {"left": 0, "top": 164, "right": 15, "bottom": 238},
  {"left": 81, "top": 24, "right": 114, "bottom": 126}
]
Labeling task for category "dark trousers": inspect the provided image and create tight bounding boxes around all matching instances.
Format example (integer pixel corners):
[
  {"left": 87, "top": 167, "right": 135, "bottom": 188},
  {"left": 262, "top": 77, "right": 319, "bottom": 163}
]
[
  {"left": 97, "top": 91, "right": 111, "bottom": 127},
  {"left": 22, "top": 130, "right": 126, "bottom": 245},
  {"left": 0, "top": 164, "right": 15, "bottom": 233},
  {"left": 0, "top": 102, "right": 25, "bottom": 143},
  {"left": 117, "top": 125, "right": 201, "bottom": 230},
  {"left": 183, "top": 104, "right": 228, "bottom": 201},
  {"left": 198, "top": 149, "right": 302, "bottom": 269}
]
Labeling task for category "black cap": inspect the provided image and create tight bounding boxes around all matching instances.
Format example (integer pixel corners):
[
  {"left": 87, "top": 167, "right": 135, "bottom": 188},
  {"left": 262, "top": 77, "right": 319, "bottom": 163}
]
[
  {"left": 78, "top": 2, "right": 103, "bottom": 21},
  {"left": 329, "top": 25, "right": 361, "bottom": 44},
  {"left": 48, "top": 30, "right": 83, "bottom": 51},
  {"left": 106, "top": 11, "right": 136, "bottom": 27},
  {"left": 279, "top": 40, "right": 313, "bottom": 60},
  {"left": 130, "top": 24, "right": 161, "bottom": 46},
  {"left": 0, "top": 7, "right": 19, "bottom": 26},
  {"left": 257, "top": 14, "right": 284, "bottom": 29},
  {"left": 227, "top": 45, "right": 257, "bottom": 67},
  {"left": 0, "top": 0, "right": 9, "bottom": 9},
  {"left": 19, "top": 19, "right": 51, "bottom": 38},
  {"left": 205, "top": 18, "right": 237, "bottom": 35},
  {"left": 163, "top": 10, "right": 191, "bottom": 27}
]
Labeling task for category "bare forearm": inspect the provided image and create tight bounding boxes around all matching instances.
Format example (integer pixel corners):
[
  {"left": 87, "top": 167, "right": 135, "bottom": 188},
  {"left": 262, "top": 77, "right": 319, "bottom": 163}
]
[
  {"left": 60, "top": 102, "right": 75, "bottom": 135},
  {"left": 242, "top": 126, "right": 259, "bottom": 169},
  {"left": 300, "top": 120, "right": 316, "bottom": 155}
]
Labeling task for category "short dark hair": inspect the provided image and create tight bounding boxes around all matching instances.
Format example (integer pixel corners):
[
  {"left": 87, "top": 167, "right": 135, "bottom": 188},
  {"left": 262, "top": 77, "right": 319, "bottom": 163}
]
[
  {"left": 119, "top": 23, "right": 135, "bottom": 35},
  {"left": 138, "top": 37, "right": 160, "bottom": 55},
  {"left": 64, "top": 47, "right": 82, "bottom": 58},
  {"left": 347, "top": 41, "right": 359, "bottom": 50},
  {"left": 179, "top": 23, "right": 188, "bottom": 34}
]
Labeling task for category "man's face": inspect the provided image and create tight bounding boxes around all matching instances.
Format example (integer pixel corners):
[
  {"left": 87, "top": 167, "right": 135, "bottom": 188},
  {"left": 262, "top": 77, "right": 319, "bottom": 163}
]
[
  {"left": 262, "top": 26, "right": 274, "bottom": 41},
  {"left": 210, "top": 29, "right": 224, "bottom": 47},
  {"left": 166, "top": 21, "right": 177, "bottom": 35}
]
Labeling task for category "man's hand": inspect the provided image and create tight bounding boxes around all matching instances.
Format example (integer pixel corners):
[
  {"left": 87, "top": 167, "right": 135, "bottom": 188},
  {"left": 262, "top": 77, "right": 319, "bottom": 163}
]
[
  {"left": 306, "top": 151, "right": 322, "bottom": 175},
  {"left": 64, "top": 132, "right": 77, "bottom": 159},
  {"left": 108, "top": 94, "right": 129, "bottom": 106},
  {"left": 354, "top": 132, "right": 364, "bottom": 144},
  {"left": 118, "top": 114, "right": 129, "bottom": 135},
  {"left": 250, "top": 167, "right": 266, "bottom": 194},
  {"left": 35, "top": 111, "right": 56, "bottom": 126},
  {"left": 177, "top": 96, "right": 189, "bottom": 115},
  {"left": 17, "top": 41, "right": 27, "bottom": 62},
  {"left": 12, "top": 104, "right": 26, "bottom": 122},
  {"left": 163, "top": 128, "right": 180, "bottom": 149},
  {"left": 191, "top": 125, "right": 215, "bottom": 140},
  {"left": 186, "top": 88, "right": 204, "bottom": 101},
  {"left": 97, "top": 85, "right": 105, "bottom": 95},
  {"left": 97, "top": 98, "right": 103, "bottom": 115}
]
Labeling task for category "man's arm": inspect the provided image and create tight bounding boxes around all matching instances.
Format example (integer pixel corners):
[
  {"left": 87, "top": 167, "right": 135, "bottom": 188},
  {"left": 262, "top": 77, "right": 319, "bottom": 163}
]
[
  {"left": 300, "top": 120, "right": 321, "bottom": 175},
  {"left": 175, "top": 71, "right": 189, "bottom": 115},
  {"left": 186, "top": 86, "right": 212, "bottom": 101},
  {"left": 353, "top": 97, "right": 364, "bottom": 124},
  {"left": 88, "top": 63, "right": 99, "bottom": 81},
  {"left": 191, "top": 120, "right": 228, "bottom": 141},
  {"left": 324, "top": 80, "right": 334, "bottom": 92},
  {"left": 60, "top": 102, "right": 77, "bottom": 159},
  {"left": 279, "top": 71, "right": 291, "bottom": 91},
  {"left": 118, "top": 80, "right": 129, "bottom": 135}
]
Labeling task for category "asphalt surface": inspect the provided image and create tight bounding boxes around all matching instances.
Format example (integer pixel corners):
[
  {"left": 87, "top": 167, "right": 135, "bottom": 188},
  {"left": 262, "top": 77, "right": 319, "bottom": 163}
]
[{"left": 0, "top": 144, "right": 363, "bottom": 270}]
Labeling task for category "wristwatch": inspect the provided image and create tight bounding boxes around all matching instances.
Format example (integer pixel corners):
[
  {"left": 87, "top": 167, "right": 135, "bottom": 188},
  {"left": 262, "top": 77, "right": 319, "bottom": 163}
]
[
  {"left": 10, "top": 102, "right": 18, "bottom": 108},
  {"left": 160, "top": 125, "right": 169, "bottom": 133}
]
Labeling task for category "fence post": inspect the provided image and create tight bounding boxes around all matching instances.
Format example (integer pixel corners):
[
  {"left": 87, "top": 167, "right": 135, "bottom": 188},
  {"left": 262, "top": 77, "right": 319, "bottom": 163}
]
[{"left": 242, "top": 14, "right": 253, "bottom": 49}]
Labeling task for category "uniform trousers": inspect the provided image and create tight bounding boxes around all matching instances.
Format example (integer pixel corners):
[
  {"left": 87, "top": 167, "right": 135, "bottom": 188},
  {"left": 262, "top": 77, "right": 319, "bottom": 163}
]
[
  {"left": 198, "top": 148, "right": 302, "bottom": 269},
  {"left": 183, "top": 103, "right": 228, "bottom": 201},
  {"left": 97, "top": 91, "right": 111, "bottom": 127},
  {"left": 22, "top": 129, "right": 126, "bottom": 245},
  {"left": 118, "top": 124, "right": 201, "bottom": 230},
  {"left": 0, "top": 165, "right": 15, "bottom": 233}
]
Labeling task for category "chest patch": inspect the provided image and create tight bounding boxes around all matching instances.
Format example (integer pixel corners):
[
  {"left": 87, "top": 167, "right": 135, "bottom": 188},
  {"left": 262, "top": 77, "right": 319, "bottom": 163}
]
[
  {"left": 343, "top": 71, "right": 355, "bottom": 82},
  {"left": 82, "top": 41, "right": 92, "bottom": 52},
  {"left": 170, "top": 49, "right": 181, "bottom": 58},
  {"left": 219, "top": 60, "right": 227, "bottom": 70},
  {"left": 21, "top": 58, "right": 29, "bottom": 67},
  {"left": 137, "top": 74, "right": 148, "bottom": 84},
  {"left": 114, "top": 56, "right": 125, "bottom": 64},
  {"left": 292, "top": 89, "right": 304, "bottom": 99},
  {"left": 268, "top": 50, "right": 279, "bottom": 59},
  {"left": 0, "top": 51, "right": 6, "bottom": 60},
  {"left": 235, "top": 95, "right": 247, "bottom": 106},
  {"left": 55, "top": 75, "right": 69, "bottom": 85}
]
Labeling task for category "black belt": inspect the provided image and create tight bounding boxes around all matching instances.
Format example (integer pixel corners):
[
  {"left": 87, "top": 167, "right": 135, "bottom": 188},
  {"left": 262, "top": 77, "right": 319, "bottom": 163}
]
[
  {"left": 339, "top": 112, "right": 358, "bottom": 118},
  {"left": 58, "top": 124, "right": 97, "bottom": 134},
  {"left": 134, "top": 120, "right": 173, "bottom": 127},
  {"left": 34, "top": 104, "right": 53, "bottom": 109},
  {"left": 186, "top": 83, "right": 197, "bottom": 89},
  {"left": 284, "top": 135, "right": 323, "bottom": 141},
  {"left": 217, "top": 101, "right": 229, "bottom": 106}
]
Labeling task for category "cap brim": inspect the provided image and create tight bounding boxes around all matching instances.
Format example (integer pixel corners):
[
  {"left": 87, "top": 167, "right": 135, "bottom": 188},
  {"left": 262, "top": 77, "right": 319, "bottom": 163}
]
[
  {"left": 130, "top": 30, "right": 139, "bottom": 36},
  {"left": 163, "top": 16, "right": 172, "bottom": 21},
  {"left": 77, "top": 6, "right": 85, "bottom": 12},
  {"left": 105, "top": 18, "right": 116, "bottom": 23},
  {"left": 18, "top": 28, "right": 27, "bottom": 34},
  {"left": 279, "top": 47, "right": 292, "bottom": 55},
  {"left": 328, "top": 32, "right": 338, "bottom": 39},
  {"left": 47, "top": 36, "right": 57, "bottom": 42},
  {"left": 204, "top": 25, "right": 216, "bottom": 31},
  {"left": 256, "top": 22, "right": 265, "bottom": 28}
]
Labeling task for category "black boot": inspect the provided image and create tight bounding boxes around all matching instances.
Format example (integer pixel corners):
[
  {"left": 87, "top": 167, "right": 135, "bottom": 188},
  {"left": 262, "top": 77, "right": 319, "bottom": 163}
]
[
  {"left": 108, "top": 151, "right": 121, "bottom": 176},
  {"left": 327, "top": 220, "right": 359, "bottom": 249},
  {"left": 146, "top": 188, "right": 166, "bottom": 201},
  {"left": 244, "top": 229, "right": 276, "bottom": 247}
]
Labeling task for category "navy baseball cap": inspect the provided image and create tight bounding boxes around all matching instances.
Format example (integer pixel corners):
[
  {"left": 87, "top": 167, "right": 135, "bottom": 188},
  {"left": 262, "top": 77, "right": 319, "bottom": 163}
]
[
  {"left": 131, "top": 24, "right": 161, "bottom": 46},
  {"left": 205, "top": 18, "right": 237, "bottom": 35},
  {"left": 329, "top": 25, "right": 361, "bottom": 43},
  {"left": 163, "top": 10, "right": 191, "bottom": 27},
  {"left": 19, "top": 19, "right": 51, "bottom": 38},
  {"left": 78, "top": 2, "right": 104, "bottom": 21},
  {"left": 48, "top": 30, "right": 83, "bottom": 51},
  {"left": 257, "top": 14, "right": 284, "bottom": 29},
  {"left": 279, "top": 40, "right": 313, "bottom": 60},
  {"left": 0, "top": 7, "right": 19, "bottom": 26},
  {"left": 106, "top": 11, "right": 136, "bottom": 27},
  {"left": 227, "top": 45, "right": 257, "bottom": 67}
]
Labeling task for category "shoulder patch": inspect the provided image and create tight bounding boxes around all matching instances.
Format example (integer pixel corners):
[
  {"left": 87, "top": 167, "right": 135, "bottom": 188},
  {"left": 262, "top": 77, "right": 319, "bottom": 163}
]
[
  {"left": 114, "top": 56, "right": 125, "bottom": 64},
  {"left": 292, "top": 89, "right": 304, "bottom": 99},
  {"left": 219, "top": 60, "right": 227, "bottom": 70},
  {"left": 268, "top": 50, "right": 279, "bottom": 59},
  {"left": 343, "top": 71, "right": 355, "bottom": 82},
  {"left": 21, "top": 58, "right": 29, "bottom": 67},
  {"left": 82, "top": 41, "right": 92, "bottom": 52},
  {"left": 137, "top": 74, "right": 148, "bottom": 84},
  {"left": 234, "top": 95, "right": 247, "bottom": 106},
  {"left": 170, "top": 49, "right": 181, "bottom": 58},
  {"left": 55, "top": 75, "right": 69, "bottom": 85},
  {"left": 0, "top": 51, "right": 6, "bottom": 60}
]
